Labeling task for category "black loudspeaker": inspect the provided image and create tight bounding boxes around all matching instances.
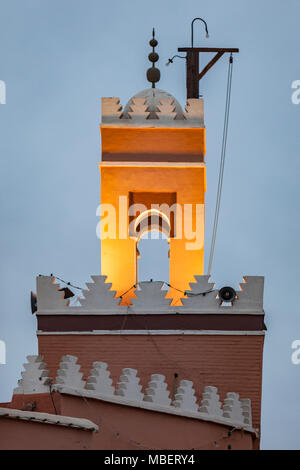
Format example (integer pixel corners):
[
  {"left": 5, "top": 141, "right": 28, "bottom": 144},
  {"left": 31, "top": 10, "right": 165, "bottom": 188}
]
[
  {"left": 30, "top": 291, "right": 37, "bottom": 314},
  {"left": 218, "top": 286, "right": 236, "bottom": 303}
]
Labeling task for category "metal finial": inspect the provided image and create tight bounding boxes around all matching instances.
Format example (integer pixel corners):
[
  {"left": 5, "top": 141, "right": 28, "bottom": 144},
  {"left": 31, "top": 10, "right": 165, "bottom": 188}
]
[{"left": 146, "top": 28, "right": 160, "bottom": 88}]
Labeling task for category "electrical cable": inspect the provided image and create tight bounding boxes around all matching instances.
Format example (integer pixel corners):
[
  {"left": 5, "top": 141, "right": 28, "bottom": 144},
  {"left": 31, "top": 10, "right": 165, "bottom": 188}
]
[
  {"left": 119, "top": 282, "right": 213, "bottom": 299},
  {"left": 38, "top": 275, "right": 213, "bottom": 299},
  {"left": 207, "top": 54, "right": 234, "bottom": 276},
  {"left": 39, "top": 274, "right": 83, "bottom": 291},
  {"left": 49, "top": 384, "right": 58, "bottom": 415}
]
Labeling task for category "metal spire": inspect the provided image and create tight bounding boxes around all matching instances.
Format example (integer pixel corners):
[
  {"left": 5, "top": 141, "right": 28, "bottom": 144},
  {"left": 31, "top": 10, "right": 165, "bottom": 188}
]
[{"left": 146, "top": 28, "right": 160, "bottom": 88}]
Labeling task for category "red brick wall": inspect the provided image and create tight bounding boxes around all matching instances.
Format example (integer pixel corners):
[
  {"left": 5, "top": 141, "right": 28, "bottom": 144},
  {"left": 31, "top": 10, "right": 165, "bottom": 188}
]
[{"left": 38, "top": 334, "right": 264, "bottom": 430}]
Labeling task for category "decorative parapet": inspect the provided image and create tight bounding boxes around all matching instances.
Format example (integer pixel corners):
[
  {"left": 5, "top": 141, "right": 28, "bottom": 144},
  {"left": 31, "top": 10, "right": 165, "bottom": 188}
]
[
  {"left": 172, "top": 380, "right": 198, "bottom": 412},
  {"left": 36, "top": 275, "right": 126, "bottom": 314},
  {"left": 16, "top": 355, "right": 254, "bottom": 431},
  {"left": 115, "top": 368, "right": 144, "bottom": 401},
  {"left": 101, "top": 90, "right": 204, "bottom": 127},
  {"left": 199, "top": 386, "right": 223, "bottom": 418},
  {"left": 241, "top": 398, "right": 252, "bottom": 426},
  {"left": 35, "top": 275, "right": 265, "bottom": 316},
  {"left": 156, "top": 98, "right": 177, "bottom": 121},
  {"left": 79, "top": 276, "right": 122, "bottom": 311},
  {"left": 86, "top": 362, "right": 115, "bottom": 395},
  {"left": 181, "top": 275, "right": 264, "bottom": 313},
  {"left": 36, "top": 276, "right": 69, "bottom": 312},
  {"left": 13, "top": 355, "right": 50, "bottom": 395},
  {"left": 101, "top": 97, "right": 122, "bottom": 122},
  {"left": 127, "top": 98, "right": 150, "bottom": 122},
  {"left": 56, "top": 355, "right": 86, "bottom": 390},
  {"left": 144, "top": 374, "right": 171, "bottom": 406},
  {"left": 223, "top": 392, "right": 246, "bottom": 423},
  {"left": 130, "top": 282, "right": 172, "bottom": 313},
  {"left": 184, "top": 98, "right": 204, "bottom": 125}
]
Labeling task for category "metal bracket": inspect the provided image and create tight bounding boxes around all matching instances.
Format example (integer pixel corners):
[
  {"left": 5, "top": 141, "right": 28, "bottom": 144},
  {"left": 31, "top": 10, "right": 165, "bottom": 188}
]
[{"left": 178, "top": 47, "right": 239, "bottom": 98}]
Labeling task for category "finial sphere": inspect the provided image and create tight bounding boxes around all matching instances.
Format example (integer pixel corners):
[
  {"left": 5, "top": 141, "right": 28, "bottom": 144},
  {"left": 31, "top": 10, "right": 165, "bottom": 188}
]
[
  {"left": 148, "top": 52, "right": 159, "bottom": 63},
  {"left": 147, "top": 67, "right": 160, "bottom": 83},
  {"left": 149, "top": 38, "right": 158, "bottom": 47}
]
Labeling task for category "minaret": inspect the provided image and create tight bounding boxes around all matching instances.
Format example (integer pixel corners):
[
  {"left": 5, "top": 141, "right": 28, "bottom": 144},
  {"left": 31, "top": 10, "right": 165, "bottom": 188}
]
[
  {"left": 0, "top": 27, "right": 266, "bottom": 451},
  {"left": 99, "top": 30, "right": 206, "bottom": 305}
]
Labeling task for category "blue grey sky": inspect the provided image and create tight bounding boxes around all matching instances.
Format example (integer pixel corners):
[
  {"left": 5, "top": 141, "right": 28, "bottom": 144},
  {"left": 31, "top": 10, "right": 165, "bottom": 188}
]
[{"left": 0, "top": 0, "right": 300, "bottom": 449}]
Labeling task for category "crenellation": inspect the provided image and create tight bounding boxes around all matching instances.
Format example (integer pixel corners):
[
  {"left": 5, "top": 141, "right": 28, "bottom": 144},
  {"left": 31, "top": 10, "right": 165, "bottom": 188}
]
[
  {"left": 102, "top": 97, "right": 123, "bottom": 122},
  {"left": 144, "top": 374, "right": 171, "bottom": 406},
  {"left": 172, "top": 379, "right": 198, "bottom": 411},
  {"left": 115, "top": 368, "right": 144, "bottom": 401},
  {"left": 13, "top": 355, "right": 50, "bottom": 395},
  {"left": 55, "top": 355, "right": 86, "bottom": 389},
  {"left": 86, "top": 361, "right": 115, "bottom": 395}
]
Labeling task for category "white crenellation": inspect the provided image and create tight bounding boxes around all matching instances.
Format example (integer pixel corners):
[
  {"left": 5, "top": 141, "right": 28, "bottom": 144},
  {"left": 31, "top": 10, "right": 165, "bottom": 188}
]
[
  {"left": 79, "top": 275, "right": 123, "bottom": 311},
  {"left": 130, "top": 282, "right": 171, "bottom": 313},
  {"left": 86, "top": 361, "right": 115, "bottom": 395},
  {"left": 233, "top": 276, "right": 264, "bottom": 312},
  {"left": 13, "top": 353, "right": 254, "bottom": 428},
  {"left": 143, "top": 374, "right": 171, "bottom": 406},
  {"left": 185, "top": 275, "right": 215, "bottom": 296},
  {"left": 172, "top": 380, "right": 198, "bottom": 412},
  {"left": 35, "top": 275, "right": 264, "bottom": 314},
  {"left": 222, "top": 392, "right": 244, "bottom": 422},
  {"left": 156, "top": 98, "right": 177, "bottom": 121},
  {"left": 102, "top": 97, "right": 122, "bottom": 122},
  {"left": 199, "top": 386, "right": 223, "bottom": 417},
  {"left": 241, "top": 398, "right": 252, "bottom": 426},
  {"left": 184, "top": 98, "right": 204, "bottom": 124},
  {"left": 180, "top": 275, "right": 264, "bottom": 313},
  {"left": 56, "top": 355, "right": 86, "bottom": 389},
  {"left": 36, "top": 276, "right": 69, "bottom": 312},
  {"left": 13, "top": 355, "right": 51, "bottom": 395},
  {"left": 115, "top": 368, "right": 144, "bottom": 401},
  {"left": 128, "top": 98, "right": 150, "bottom": 121}
]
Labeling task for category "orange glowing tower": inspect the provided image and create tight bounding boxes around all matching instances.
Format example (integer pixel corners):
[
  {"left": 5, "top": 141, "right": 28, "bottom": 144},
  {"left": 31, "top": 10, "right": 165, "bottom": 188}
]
[{"left": 99, "top": 31, "right": 206, "bottom": 305}]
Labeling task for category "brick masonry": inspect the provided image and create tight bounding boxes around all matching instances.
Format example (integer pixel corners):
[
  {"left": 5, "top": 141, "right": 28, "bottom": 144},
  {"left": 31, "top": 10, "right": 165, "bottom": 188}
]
[{"left": 38, "top": 334, "right": 264, "bottom": 430}]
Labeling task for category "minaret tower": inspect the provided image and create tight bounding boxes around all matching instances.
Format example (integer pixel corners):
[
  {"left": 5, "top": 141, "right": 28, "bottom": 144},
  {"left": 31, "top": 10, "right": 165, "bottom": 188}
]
[
  {"left": 1, "top": 27, "right": 266, "bottom": 451},
  {"left": 100, "top": 30, "right": 206, "bottom": 305}
]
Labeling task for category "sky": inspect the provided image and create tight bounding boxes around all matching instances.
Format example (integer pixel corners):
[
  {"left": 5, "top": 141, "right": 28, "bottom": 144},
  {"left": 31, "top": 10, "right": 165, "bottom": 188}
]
[{"left": 0, "top": 0, "right": 300, "bottom": 449}]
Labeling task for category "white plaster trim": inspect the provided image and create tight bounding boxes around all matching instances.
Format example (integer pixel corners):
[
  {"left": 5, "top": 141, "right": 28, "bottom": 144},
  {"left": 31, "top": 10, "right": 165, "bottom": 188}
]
[
  {"left": 99, "top": 161, "right": 205, "bottom": 169},
  {"left": 100, "top": 122, "right": 204, "bottom": 129},
  {"left": 36, "top": 309, "right": 264, "bottom": 315},
  {"left": 37, "top": 330, "right": 265, "bottom": 336},
  {"left": 0, "top": 407, "right": 98, "bottom": 432},
  {"left": 51, "top": 385, "right": 258, "bottom": 437}
]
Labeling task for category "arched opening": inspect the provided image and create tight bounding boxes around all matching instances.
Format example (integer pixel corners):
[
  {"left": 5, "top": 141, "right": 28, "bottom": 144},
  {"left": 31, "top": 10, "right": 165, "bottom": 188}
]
[
  {"left": 137, "top": 230, "right": 169, "bottom": 284},
  {"left": 132, "top": 209, "right": 170, "bottom": 284}
]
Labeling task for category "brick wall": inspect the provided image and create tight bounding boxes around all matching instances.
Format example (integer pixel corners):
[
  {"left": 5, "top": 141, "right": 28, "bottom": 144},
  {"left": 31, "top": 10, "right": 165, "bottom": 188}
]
[{"left": 38, "top": 334, "right": 264, "bottom": 430}]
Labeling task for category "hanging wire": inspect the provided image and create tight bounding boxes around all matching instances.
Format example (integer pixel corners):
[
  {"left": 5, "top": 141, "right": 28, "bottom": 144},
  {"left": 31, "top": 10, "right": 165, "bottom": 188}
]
[
  {"left": 38, "top": 275, "right": 213, "bottom": 299},
  {"left": 118, "top": 282, "right": 213, "bottom": 299},
  {"left": 165, "top": 55, "right": 186, "bottom": 66},
  {"left": 207, "top": 54, "right": 234, "bottom": 276},
  {"left": 39, "top": 274, "right": 84, "bottom": 291}
]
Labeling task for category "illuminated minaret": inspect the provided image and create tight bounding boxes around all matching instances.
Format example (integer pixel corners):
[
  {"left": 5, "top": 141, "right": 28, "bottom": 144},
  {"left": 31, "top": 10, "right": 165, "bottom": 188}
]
[
  {"left": 99, "top": 30, "right": 206, "bottom": 305},
  {"left": 8, "top": 29, "right": 265, "bottom": 450}
]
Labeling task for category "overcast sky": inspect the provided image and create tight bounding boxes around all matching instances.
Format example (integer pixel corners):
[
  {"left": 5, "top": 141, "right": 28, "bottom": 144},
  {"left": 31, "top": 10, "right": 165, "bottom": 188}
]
[{"left": 1, "top": 0, "right": 300, "bottom": 449}]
